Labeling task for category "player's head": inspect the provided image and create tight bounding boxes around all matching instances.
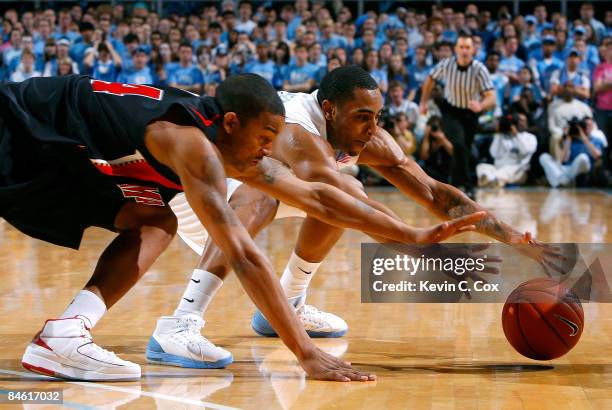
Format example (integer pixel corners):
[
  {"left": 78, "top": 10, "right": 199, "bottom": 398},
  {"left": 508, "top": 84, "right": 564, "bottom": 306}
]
[
  {"left": 317, "top": 66, "right": 383, "bottom": 156},
  {"left": 214, "top": 73, "right": 285, "bottom": 176}
]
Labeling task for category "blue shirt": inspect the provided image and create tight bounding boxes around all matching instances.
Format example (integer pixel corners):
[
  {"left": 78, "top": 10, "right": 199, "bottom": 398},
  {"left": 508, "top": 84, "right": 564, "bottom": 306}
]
[
  {"left": 91, "top": 59, "right": 119, "bottom": 82},
  {"left": 244, "top": 60, "right": 275, "bottom": 85},
  {"left": 408, "top": 64, "right": 432, "bottom": 91},
  {"left": 168, "top": 64, "right": 204, "bottom": 86},
  {"left": 117, "top": 66, "right": 154, "bottom": 85},
  {"left": 532, "top": 56, "right": 564, "bottom": 93},
  {"left": 273, "top": 64, "right": 288, "bottom": 89},
  {"left": 499, "top": 55, "right": 525, "bottom": 76},
  {"left": 164, "top": 62, "right": 180, "bottom": 78},
  {"left": 509, "top": 83, "right": 542, "bottom": 103},
  {"left": 69, "top": 40, "right": 93, "bottom": 72},
  {"left": 567, "top": 137, "right": 604, "bottom": 165},
  {"left": 286, "top": 62, "right": 319, "bottom": 85},
  {"left": 321, "top": 35, "right": 347, "bottom": 53}
]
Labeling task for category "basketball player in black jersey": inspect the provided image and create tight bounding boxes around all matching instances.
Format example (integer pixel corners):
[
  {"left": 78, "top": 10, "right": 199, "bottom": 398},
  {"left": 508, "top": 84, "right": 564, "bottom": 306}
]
[{"left": 0, "top": 74, "right": 483, "bottom": 381}]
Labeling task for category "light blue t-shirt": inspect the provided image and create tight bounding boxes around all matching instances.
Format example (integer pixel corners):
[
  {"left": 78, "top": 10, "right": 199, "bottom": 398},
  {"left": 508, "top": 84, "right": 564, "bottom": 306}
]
[
  {"left": 117, "top": 66, "right": 154, "bottom": 85},
  {"left": 169, "top": 64, "right": 204, "bottom": 86},
  {"left": 286, "top": 62, "right": 319, "bottom": 85},
  {"left": 244, "top": 60, "right": 275, "bottom": 85}
]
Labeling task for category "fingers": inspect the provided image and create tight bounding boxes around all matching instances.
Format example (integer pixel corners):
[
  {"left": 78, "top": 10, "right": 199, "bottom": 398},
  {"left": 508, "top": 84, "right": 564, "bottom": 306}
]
[{"left": 457, "top": 225, "right": 476, "bottom": 233}]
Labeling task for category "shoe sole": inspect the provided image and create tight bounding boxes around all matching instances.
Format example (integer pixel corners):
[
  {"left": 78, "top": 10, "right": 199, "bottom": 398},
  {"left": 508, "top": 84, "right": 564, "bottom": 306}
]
[
  {"left": 145, "top": 337, "right": 233, "bottom": 369},
  {"left": 22, "top": 345, "right": 141, "bottom": 381},
  {"left": 251, "top": 311, "right": 348, "bottom": 338}
]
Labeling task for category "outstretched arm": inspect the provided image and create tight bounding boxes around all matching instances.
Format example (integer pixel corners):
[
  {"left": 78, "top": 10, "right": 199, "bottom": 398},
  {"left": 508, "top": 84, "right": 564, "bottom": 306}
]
[
  {"left": 240, "top": 157, "right": 484, "bottom": 244},
  {"left": 144, "top": 123, "right": 374, "bottom": 381},
  {"left": 361, "top": 127, "right": 524, "bottom": 244}
]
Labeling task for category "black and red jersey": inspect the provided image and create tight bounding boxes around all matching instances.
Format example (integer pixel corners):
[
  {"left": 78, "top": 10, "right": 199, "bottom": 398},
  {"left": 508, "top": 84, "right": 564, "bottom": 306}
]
[{"left": 0, "top": 75, "right": 222, "bottom": 192}]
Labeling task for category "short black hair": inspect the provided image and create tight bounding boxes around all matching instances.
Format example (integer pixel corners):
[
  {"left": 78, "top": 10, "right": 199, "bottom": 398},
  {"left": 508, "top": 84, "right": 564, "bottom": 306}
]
[
  {"left": 215, "top": 74, "right": 285, "bottom": 122},
  {"left": 317, "top": 66, "right": 378, "bottom": 105}
]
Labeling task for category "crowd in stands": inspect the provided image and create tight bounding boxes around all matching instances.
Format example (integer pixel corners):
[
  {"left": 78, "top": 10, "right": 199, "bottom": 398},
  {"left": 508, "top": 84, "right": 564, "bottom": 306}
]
[{"left": 1, "top": 1, "right": 611, "bottom": 188}]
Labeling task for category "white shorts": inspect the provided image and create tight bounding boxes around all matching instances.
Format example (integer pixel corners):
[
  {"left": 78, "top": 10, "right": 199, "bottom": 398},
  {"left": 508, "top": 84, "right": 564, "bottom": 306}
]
[{"left": 170, "top": 178, "right": 305, "bottom": 255}]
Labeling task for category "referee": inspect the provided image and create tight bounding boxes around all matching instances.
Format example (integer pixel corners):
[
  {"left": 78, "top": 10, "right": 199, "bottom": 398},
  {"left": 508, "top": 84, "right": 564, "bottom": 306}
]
[{"left": 420, "top": 32, "right": 496, "bottom": 199}]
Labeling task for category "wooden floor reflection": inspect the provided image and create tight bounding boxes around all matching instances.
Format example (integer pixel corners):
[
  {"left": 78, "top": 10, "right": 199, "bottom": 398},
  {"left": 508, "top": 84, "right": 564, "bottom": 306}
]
[{"left": 0, "top": 188, "right": 611, "bottom": 409}]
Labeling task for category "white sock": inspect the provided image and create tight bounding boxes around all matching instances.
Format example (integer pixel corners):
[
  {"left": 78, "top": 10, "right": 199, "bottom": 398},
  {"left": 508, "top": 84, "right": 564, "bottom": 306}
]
[
  {"left": 174, "top": 269, "right": 223, "bottom": 318},
  {"left": 280, "top": 251, "right": 322, "bottom": 301},
  {"left": 60, "top": 290, "right": 106, "bottom": 329}
]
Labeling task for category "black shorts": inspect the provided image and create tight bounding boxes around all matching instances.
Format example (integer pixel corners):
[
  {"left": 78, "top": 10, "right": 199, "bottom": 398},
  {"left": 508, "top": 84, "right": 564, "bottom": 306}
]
[{"left": 0, "top": 117, "right": 177, "bottom": 250}]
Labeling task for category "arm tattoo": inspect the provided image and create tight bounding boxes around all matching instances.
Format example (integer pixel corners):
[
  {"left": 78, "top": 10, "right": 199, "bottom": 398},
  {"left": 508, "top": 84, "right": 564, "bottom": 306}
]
[
  {"left": 440, "top": 186, "right": 512, "bottom": 242},
  {"left": 261, "top": 158, "right": 291, "bottom": 185}
]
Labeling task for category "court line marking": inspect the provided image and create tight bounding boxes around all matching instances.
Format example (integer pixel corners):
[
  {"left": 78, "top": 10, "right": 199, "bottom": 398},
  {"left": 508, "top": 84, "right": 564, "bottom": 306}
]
[{"left": 0, "top": 368, "right": 240, "bottom": 410}]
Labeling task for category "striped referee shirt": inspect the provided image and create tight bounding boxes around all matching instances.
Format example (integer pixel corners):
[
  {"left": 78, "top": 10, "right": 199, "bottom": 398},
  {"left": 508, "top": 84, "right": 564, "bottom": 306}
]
[{"left": 429, "top": 57, "right": 494, "bottom": 109}]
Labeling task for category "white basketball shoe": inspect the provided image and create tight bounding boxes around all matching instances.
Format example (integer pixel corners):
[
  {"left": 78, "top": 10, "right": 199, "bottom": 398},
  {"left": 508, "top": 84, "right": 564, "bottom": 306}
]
[
  {"left": 146, "top": 314, "right": 233, "bottom": 368},
  {"left": 251, "top": 296, "right": 348, "bottom": 338},
  {"left": 21, "top": 316, "right": 141, "bottom": 381}
]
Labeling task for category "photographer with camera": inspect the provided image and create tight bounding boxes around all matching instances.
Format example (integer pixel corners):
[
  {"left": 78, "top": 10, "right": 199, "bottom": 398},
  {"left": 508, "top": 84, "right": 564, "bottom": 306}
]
[
  {"left": 419, "top": 116, "right": 454, "bottom": 183},
  {"left": 476, "top": 113, "right": 537, "bottom": 188},
  {"left": 539, "top": 116, "right": 604, "bottom": 187}
]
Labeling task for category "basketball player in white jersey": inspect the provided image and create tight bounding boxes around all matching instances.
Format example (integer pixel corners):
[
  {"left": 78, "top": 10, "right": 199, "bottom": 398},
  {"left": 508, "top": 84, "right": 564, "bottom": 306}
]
[{"left": 147, "top": 67, "right": 557, "bottom": 369}]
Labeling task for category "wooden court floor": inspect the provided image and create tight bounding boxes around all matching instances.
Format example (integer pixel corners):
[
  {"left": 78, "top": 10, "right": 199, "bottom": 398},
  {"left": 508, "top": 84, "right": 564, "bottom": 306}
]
[{"left": 0, "top": 188, "right": 611, "bottom": 409}]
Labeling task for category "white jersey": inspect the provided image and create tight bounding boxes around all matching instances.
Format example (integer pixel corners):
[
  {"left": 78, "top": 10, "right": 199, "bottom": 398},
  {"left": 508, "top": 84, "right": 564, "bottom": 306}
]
[
  {"left": 173, "top": 90, "right": 361, "bottom": 255},
  {"left": 279, "top": 90, "right": 360, "bottom": 170}
]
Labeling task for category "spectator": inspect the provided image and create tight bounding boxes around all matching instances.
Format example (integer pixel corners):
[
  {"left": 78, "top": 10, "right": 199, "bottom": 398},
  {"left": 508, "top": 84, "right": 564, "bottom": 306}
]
[
  {"left": 84, "top": 41, "right": 122, "bottom": 82},
  {"left": 272, "top": 41, "right": 289, "bottom": 89},
  {"left": 320, "top": 19, "right": 346, "bottom": 53},
  {"left": 169, "top": 42, "right": 204, "bottom": 94},
  {"left": 235, "top": 1, "right": 256, "bottom": 35},
  {"left": 244, "top": 41, "right": 274, "bottom": 85},
  {"left": 387, "top": 53, "right": 410, "bottom": 91},
  {"left": 580, "top": 2, "right": 606, "bottom": 42},
  {"left": 540, "top": 116, "right": 603, "bottom": 187},
  {"left": 57, "top": 57, "right": 75, "bottom": 76},
  {"left": 70, "top": 22, "right": 95, "bottom": 72},
  {"left": 117, "top": 46, "right": 153, "bottom": 85},
  {"left": 548, "top": 84, "right": 593, "bottom": 160},
  {"left": 499, "top": 35, "right": 525, "bottom": 83},
  {"left": 419, "top": 115, "right": 454, "bottom": 183},
  {"left": 8, "top": 34, "right": 39, "bottom": 73},
  {"left": 477, "top": 113, "right": 537, "bottom": 187},
  {"left": 407, "top": 45, "right": 432, "bottom": 101},
  {"left": 9, "top": 49, "right": 40, "bottom": 82},
  {"left": 3, "top": 29, "right": 22, "bottom": 67},
  {"left": 391, "top": 112, "right": 417, "bottom": 158},
  {"left": 529, "top": 35, "right": 564, "bottom": 97},
  {"left": 486, "top": 51, "right": 509, "bottom": 117},
  {"left": 593, "top": 37, "right": 612, "bottom": 142},
  {"left": 283, "top": 44, "right": 317, "bottom": 92},
  {"left": 510, "top": 87, "right": 544, "bottom": 136},
  {"left": 550, "top": 48, "right": 591, "bottom": 101},
  {"left": 362, "top": 48, "right": 388, "bottom": 94},
  {"left": 43, "top": 38, "right": 79, "bottom": 76},
  {"left": 388, "top": 82, "right": 418, "bottom": 128},
  {"left": 53, "top": 8, "right": 79, "bottom": 43},
  {"left": 508, "top": 66, "right": 542, "bottom": 103}
]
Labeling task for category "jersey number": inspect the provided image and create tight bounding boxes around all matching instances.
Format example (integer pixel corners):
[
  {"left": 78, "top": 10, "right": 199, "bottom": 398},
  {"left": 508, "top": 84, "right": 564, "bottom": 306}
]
[{"left": 91, "top": 80, "right": 164, "bottom": 101}]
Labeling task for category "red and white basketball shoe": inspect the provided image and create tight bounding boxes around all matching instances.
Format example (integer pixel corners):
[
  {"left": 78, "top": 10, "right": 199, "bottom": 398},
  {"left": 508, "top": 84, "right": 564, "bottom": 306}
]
[{"left": 21, "top": 316, "right": 141, "bottom": 381}]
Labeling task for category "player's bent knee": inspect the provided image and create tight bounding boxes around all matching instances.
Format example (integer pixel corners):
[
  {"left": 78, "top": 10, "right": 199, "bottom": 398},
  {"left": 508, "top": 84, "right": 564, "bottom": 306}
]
[{"left": 115, "top": 202, "right": 178, "bottom": 235}]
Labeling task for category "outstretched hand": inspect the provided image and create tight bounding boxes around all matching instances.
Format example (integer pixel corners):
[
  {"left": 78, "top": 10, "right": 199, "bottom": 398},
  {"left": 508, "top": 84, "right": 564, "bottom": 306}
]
[
  {"left": 516, "top": 231, "right": 567, "bottom": 277},
  {"left": 415, "top": 211, "right": 487, "bottom": 243},
  {"left": 299, "top": 348, "right": 376, "bottom": 382}
]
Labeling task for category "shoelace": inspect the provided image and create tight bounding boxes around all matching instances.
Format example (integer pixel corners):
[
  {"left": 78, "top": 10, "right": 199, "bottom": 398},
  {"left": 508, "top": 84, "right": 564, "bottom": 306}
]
[
  {"left": 177, "top": 318, "right": 215, "bottom": 348},
  {"left": 297, "top": 305, "right": 328, "bottom": 325},
  {"left": 77, "top": 322, "right": 120, "bottom": 360}
]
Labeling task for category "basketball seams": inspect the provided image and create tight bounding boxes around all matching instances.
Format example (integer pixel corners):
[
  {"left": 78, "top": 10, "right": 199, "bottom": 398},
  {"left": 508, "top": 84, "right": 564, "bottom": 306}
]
[
  {"left": 525, "top": 301, "right": 571, "bottom": 350},
  {"left": 519, "top": 288, "right": 584, "bottom": 328},
  {"left": 513, "top": 298, "right": 541, "bottom": 359}
]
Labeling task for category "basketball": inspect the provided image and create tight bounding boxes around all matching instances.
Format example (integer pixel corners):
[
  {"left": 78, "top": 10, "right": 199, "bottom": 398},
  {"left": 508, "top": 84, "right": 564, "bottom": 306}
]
[{"left": 502, "top": 278, "right": 584, "bottom": 360}]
